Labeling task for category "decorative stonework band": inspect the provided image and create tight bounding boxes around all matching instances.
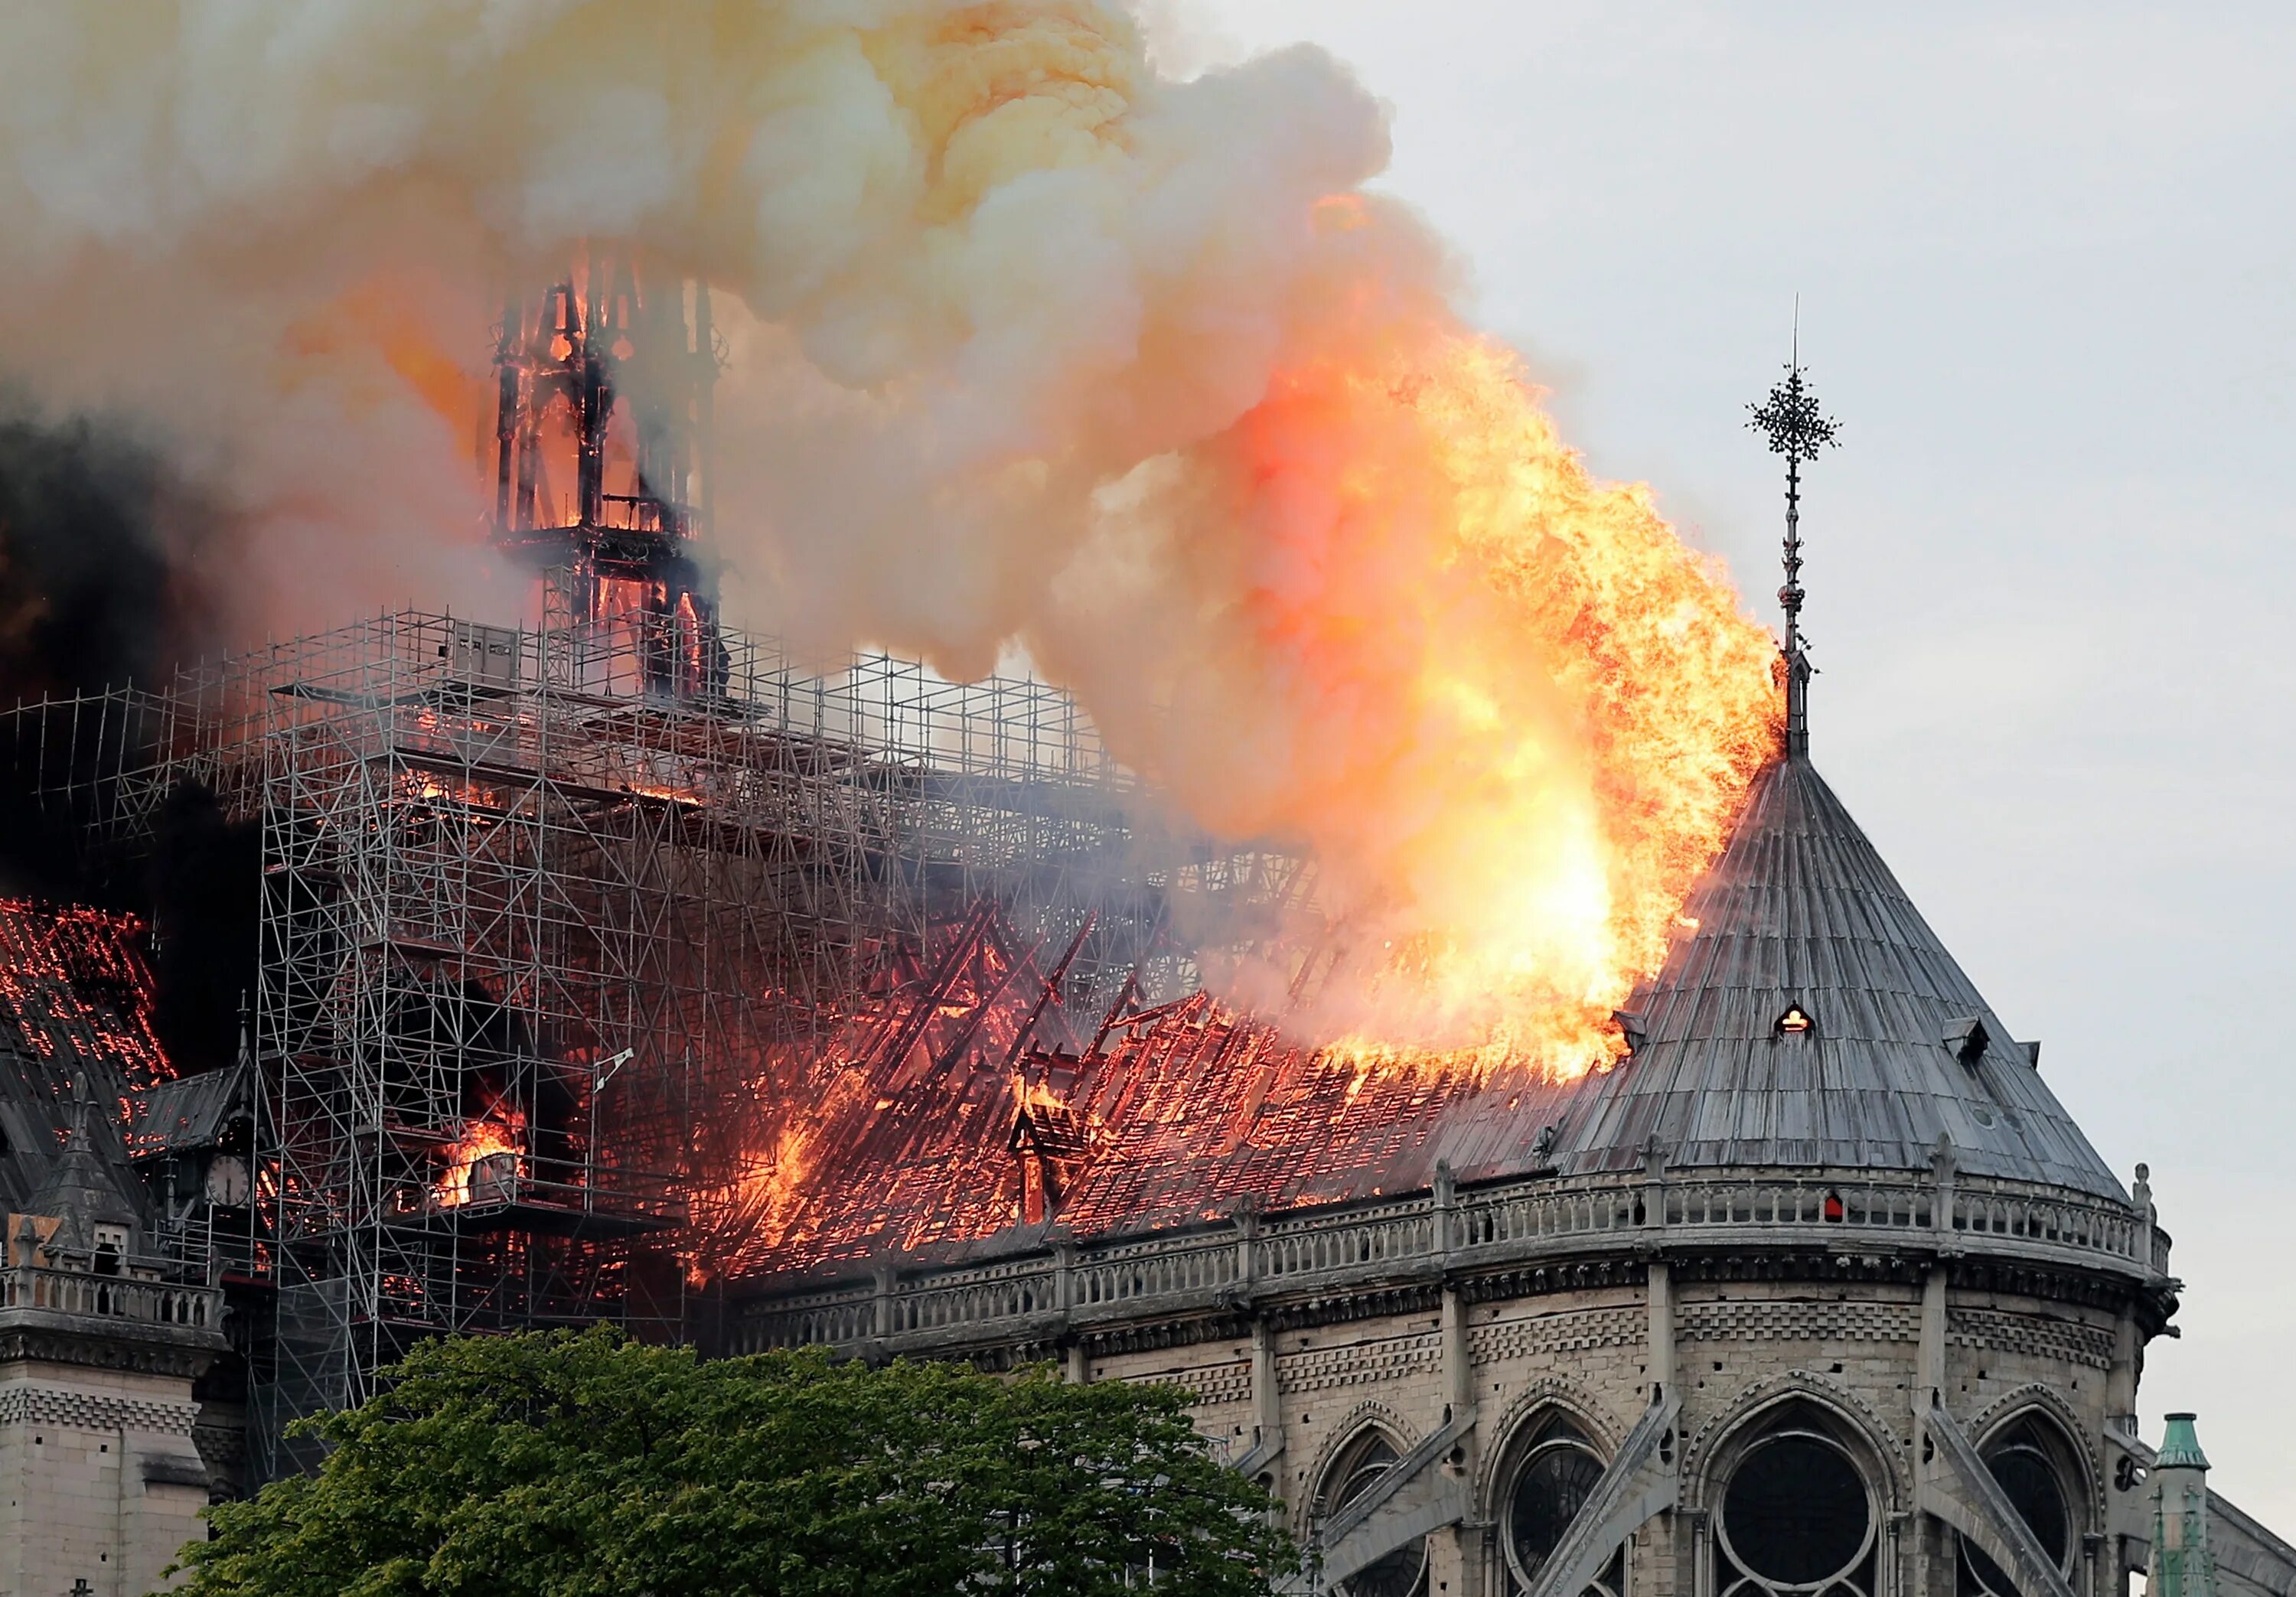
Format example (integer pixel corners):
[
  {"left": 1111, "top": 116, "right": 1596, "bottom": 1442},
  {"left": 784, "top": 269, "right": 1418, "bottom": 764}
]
[
  {"left": 0, "top": 1383, "right": 202, "bottom": 1436},
  {"left": 1679, "top": 1301, "right": 1921, "bottom": 1345}
]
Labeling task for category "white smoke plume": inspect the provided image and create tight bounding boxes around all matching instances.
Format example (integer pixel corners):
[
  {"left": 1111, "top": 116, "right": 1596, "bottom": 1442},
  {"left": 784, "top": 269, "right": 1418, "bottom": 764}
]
[{"left": 0, "top": 1, "right": 1779, "bottom": 1063}]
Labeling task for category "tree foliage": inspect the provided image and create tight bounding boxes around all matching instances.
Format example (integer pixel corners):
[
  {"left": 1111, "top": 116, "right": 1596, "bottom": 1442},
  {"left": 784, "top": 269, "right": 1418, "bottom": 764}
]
[{"left": 174, "top": 1328, "right": 1296, "bottom": 1597}]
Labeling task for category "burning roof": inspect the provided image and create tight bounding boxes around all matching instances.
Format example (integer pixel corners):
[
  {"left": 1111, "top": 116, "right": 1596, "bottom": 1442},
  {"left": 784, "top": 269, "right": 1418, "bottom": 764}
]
[
  {"left": 0, "top": 898, "right": 174, "bottom": 1091},
  {"left": 0, "top": 896, "right": 177, "bottom": 1214},
  {"left": 722, "top": 751, "right": 2125, "bottom": 1286},
  {"left": 713, "top": 969, "right": 1577, "bottom": 1282}
]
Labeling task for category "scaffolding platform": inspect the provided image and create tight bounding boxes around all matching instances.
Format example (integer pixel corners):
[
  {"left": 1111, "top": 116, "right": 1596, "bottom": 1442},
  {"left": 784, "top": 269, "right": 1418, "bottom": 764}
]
[{"left": 425, "top": 1200, "right": 686, "bottom": 1241}]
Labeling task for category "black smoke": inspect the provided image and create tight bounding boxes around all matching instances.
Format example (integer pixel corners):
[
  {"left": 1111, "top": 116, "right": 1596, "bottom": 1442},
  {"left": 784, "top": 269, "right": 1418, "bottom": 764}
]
[
  {"left": 0, "top": 399, "right": 222, "bottom": 696},
  {"left": 0, "top": 399, "right": 249, "bottom": 1068},
  {"left": 147, "top": 780, "right": 262, "bottom": 1073}
]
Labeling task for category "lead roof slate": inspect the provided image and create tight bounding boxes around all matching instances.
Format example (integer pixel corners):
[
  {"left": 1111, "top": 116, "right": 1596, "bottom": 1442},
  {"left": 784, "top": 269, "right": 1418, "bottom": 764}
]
[
  {"left": 1546, "top": 754, "right": 2123, "bottom": 1199},
  {"left": 135, "top": 1062, "right": 253, "bottom": 1158}
]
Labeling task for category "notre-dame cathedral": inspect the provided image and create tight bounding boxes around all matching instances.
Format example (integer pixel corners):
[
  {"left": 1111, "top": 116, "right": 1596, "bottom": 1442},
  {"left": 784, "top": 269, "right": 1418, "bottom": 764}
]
[
  {"left": 718, "top": 357, "right": 2296, "bottom": 1597},
  {"left": 3, "top": 347, "right": 2289, "bottom": 1592},
  {"left": 730, "top": 741, "right": 2294, "bottom": 1597},
  {"left": 11, "top": 722, "right": 2285, "bottom": 1596}
]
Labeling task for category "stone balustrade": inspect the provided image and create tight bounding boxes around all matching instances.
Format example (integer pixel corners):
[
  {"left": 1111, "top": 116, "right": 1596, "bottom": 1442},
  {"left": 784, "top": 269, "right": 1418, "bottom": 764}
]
[
  {"left": 735, "top": 1162, "right": 2169, "bottom": 1356},
  {"left": 0, "top": 1264, "right": 223, "bottom": 1331}
]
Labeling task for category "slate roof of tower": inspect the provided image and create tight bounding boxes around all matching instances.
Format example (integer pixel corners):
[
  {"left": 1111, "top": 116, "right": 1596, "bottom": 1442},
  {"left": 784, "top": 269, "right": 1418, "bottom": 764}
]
[
  {"left": 136, "top": 1062, "right": 253, "bottom": 1159},
  {"left": 24, "top": 1087, "right": 142, "bottom": 1235},
  {"left": 1542, "top": 754, "right": 2124, "bottom": 1199},
  {"left": 728, "top": 748, "right": 2127, "bottom": 1280}
]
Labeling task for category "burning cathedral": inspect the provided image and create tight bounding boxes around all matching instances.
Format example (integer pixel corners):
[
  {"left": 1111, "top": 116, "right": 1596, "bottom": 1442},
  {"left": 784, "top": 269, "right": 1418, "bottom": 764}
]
[{"left": 0, "top": 262, "right": 2286, "bottom": 1597}]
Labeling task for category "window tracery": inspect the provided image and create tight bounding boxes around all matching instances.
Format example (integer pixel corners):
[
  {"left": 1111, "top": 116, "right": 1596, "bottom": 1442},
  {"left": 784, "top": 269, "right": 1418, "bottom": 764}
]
[
  {"left": 1316, "top": 1428, "right": 1428, "bottom": 1597},
  {"left": 1715, "top": 1426, "right": 1877, "bottom": 1597},
  {"left": 1957, "top": 1419, "right": 2077, "bottom": 1597},
  {"left": 1500, "top": 1414, "right": 1623, "bottom": 1597}
]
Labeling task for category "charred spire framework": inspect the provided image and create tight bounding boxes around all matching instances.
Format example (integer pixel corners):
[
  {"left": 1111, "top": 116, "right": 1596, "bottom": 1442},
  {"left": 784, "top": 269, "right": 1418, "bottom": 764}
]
[{"left": 491, "top": 255, "right": 726, "bottom": 699}]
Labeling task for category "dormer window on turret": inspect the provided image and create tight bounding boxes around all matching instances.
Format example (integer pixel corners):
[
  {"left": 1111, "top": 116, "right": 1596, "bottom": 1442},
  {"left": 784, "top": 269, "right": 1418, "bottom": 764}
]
[
  {"left": 1775, "top": 1004, "right": 1814, "bottom": 1038},
  {"left": 1944, "top": 1015, "right": 1991, "bottom": 1067}
]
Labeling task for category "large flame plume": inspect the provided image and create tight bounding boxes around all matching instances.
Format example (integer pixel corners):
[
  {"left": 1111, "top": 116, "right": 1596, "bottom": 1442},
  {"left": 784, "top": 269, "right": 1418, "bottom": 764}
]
[{"left": 0, "top": 2, "right": 1779, "bottom": 1069}]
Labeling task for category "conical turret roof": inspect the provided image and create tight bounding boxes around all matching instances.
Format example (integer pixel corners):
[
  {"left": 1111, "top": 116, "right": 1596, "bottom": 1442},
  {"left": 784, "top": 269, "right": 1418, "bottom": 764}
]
[
  {"left": 1545, "top": 753, "right": 2123, "bottom": 1198},
  {"left": 24, "top": 1080, "right": 142, "bottom": 1240},
  {"left": 2155, "top": 1414, "right": 2210, "bottom": 1470}
]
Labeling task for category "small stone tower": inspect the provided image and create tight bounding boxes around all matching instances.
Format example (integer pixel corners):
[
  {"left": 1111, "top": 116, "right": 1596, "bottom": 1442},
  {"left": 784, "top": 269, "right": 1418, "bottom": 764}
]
[
  {"left": 2, "top": 1084, "right": 227, "bottom": 1596},
  {"left": 2148, "top": 1415, "right": 2217, "bottom": 1597}
]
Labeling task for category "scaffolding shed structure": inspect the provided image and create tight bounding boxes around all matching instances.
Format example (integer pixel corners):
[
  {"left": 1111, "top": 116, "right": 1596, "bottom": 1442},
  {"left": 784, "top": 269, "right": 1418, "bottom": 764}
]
[{"left": 5, "top": 604, "right": 1300, "bottom": 1474}]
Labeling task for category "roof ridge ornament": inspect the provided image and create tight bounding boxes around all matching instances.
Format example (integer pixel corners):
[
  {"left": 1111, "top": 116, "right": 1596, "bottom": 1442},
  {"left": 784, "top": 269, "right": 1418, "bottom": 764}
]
[{"left": 1748, "top": 298, "right": 1840, "bottom": 760}]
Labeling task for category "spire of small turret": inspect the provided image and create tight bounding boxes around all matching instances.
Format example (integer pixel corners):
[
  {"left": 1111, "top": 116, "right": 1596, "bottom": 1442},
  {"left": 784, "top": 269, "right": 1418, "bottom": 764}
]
[
  {"left": 2157, "top": 1413, "right": 2212, "bottom": 1471},
  {"left": 1747, "top": 301, "right": 1839, "bottom": 759}
]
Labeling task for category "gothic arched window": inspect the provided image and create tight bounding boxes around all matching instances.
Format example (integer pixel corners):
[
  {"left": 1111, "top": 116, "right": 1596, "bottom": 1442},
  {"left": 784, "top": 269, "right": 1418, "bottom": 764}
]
[
  {"left": 1316, "top": 1428, "right": 1427, "bottom": 1597},
  {"left": 1717, "top": 1428, "right": 1877, "bottom": 1597},
  {"left": 1958, "top": 1419, "right": 2077, "bottom": 1597},
  {"left": 1502, "top": 1416, "right": 1623, "bottom": 1597}
]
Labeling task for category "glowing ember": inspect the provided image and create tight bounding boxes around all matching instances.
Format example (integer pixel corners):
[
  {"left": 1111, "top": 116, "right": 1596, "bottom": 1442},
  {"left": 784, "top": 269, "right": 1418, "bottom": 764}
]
[
  {"left": 0, "top": 898, "right": 174, "bottom": 1093},
  {"left": 435, "top": 1110, "right": 525, "bottom": 1209}
]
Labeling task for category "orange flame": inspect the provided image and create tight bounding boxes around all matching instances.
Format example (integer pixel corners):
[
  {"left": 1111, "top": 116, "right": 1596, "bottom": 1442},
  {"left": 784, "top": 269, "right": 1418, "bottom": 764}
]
[
  {"left": 1118, "top": 259, "right": 1782, "bottom": 1077},
  {"left": 1013, "top": 1074, "right": 1066, "bottom": 1116},
  {"left": 708, "top": 1122, "right": 815, "bottom": 1258},
  {"left": 435, "top": 1110, "right": 525, "bottom": 1209}
]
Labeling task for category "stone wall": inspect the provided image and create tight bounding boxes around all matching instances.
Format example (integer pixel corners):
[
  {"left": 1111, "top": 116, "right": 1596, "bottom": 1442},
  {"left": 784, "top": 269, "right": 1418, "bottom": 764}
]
[
  {"left": 0, "top": 1263, "right": 226, "bottom": 1597},
  {"left": 736, "top": 1161, "right": 2193, "bottom": 1597},
  {"left": 916, "top": 1268, "right": 2144, "bottom": 1597},
  {"left": 0, "top": 1361, "right": 211, "bottom": 1597}
]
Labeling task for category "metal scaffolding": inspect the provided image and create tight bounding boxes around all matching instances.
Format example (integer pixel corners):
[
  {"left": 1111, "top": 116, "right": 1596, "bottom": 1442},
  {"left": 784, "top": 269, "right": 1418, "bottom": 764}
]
[{"left": 3, "top": 601, "right": 1302, "bottom": 1475}]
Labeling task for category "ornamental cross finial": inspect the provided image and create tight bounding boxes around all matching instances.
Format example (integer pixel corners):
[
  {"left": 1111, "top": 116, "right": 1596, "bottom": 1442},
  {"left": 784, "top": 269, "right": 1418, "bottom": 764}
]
[{"left": 1747, "top": 301, "right": 1839, "bottom": 758}]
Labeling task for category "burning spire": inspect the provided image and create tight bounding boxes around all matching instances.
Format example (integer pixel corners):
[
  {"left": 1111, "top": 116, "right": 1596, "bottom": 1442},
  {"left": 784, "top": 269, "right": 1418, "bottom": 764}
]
[
  {"left": 1747, "top": 306, "right": 1841, "bottom": 758},
  {"left": 491, "top": 257, "right": 723, "bottom": 697}
]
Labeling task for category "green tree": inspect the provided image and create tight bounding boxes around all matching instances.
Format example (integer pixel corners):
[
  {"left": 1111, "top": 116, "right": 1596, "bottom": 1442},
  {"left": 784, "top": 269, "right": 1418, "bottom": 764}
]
[{"left": 174, "top": 1327, "right": 1296, "bottom": 1596}]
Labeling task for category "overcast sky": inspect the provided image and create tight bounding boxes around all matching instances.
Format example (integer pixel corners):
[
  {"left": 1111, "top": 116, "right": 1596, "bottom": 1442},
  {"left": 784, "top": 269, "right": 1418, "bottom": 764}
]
[{"left": 1179, "top": 0, "right": 2296, "bottom": 1523}]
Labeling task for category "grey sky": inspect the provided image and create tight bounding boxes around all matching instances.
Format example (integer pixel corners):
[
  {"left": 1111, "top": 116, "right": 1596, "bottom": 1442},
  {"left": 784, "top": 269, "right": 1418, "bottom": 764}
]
[{"left": 1186, "top": 1, "right": 2296, "bottom": 1520}]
